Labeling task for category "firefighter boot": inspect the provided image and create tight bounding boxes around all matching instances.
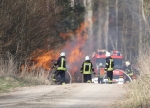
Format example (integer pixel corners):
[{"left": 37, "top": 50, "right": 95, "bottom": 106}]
[
  {"left": 87, "top": 80, "right": 91, "bottom": 83},
  {"left": 52, "top": 78, "right": 56, "bottom": 81},
  {"left": 62, "top": 82, "right": 66, "bottom": 85},
  {"left": 52, "top": 74, "right": 57, "bottom": 82},
  {"left": 109, "top": 81, "right": 112, "bottom": 84}
]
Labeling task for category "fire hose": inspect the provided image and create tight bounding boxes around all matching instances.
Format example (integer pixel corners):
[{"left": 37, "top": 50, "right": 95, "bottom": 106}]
[
  {"left": 66, "top": 70, "right": 72, "bottom": 84},
  {"left": 103, "top": 69, "right": 133, "bottom": 83},
  {"left": 49, "top": 67, "right": 72, "bottom": 84}
]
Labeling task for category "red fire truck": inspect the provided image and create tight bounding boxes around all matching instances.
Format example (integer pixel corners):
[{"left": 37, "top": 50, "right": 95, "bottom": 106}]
[{"left": 91, "top": 50, "right": 125, "bottom": 84}]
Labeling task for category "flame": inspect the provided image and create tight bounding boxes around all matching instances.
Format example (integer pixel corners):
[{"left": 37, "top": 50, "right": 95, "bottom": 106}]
[
  {"left": 25, "top": 20, "right": 92, "bottom": 82},
  {"left": 29, "top": 50, "right": 59, "bottom": 70},
  {"left": 59, "top": 21, "right": 90, "bottom": 79}
]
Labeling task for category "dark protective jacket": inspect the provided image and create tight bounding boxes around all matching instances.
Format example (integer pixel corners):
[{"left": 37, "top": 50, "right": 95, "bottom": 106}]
[
  {"left": 124, "top": 65, "right": 133, "bottom": 76},
  {"left": 54, "top": 56, "right": 66, "bottom": 71},
  {"left": 80, "top": 60, "right": 94, "bottom": 74},
  {"left": 105, "top": 56, "right": 114, "bottom": 71}
]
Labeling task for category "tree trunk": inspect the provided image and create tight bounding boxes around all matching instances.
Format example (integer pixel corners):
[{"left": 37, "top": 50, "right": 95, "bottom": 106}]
[
  {"left": 105, "top": 0, "right": 109, "bottom": 50},
  {"left": 141, "top": 0, "right": 150, "bottom": 49},
  {"left": 139, "top": 0, "right": 143, "bottom": 56},
  {"left": 115, "top": 0, "right": 118, "bottom": 50},
  {"left": 71, "top": 0, "right": 74, "bottom": 8},
  {"left": 122, "top": 5, "right": 127, "bottom": 60}
]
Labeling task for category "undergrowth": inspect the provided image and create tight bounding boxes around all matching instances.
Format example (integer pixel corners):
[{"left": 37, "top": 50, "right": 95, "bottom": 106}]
[{"left": 0, "top": 52, "right": 50, "bottom": 93}]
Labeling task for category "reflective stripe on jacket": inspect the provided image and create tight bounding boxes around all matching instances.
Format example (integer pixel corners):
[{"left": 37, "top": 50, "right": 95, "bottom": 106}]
[
  {"left": 105, "top": 58, "right": 114, "bottom": 71},
  {"left": 83, "top": 63, "right": 91, "bottom": 74},
  {"left": 57, "top": 57, "right": 66, "bottom": 71},
  {"left": 126, "top": 65, "right": 133, "bottom": 76},
  {"left": 80, "top": 60, "right": 94, "bottom": 74}
]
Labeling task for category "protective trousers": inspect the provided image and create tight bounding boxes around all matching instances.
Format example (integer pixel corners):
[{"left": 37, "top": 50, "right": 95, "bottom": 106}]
[
  {"left": 83, "top": 74, "right": 91, "bottom": 83},
  {"left": 98, "top": 77, "right": 103, "bottom": 84},
  {"left": 107, "top": 71, "right": 113, "bottom": 84},
  {"left": 125, "top": 74, "right": 132, "bottom": 83},
  {"left": 55, "top": 70, "right": 65, "bottom": 84}
]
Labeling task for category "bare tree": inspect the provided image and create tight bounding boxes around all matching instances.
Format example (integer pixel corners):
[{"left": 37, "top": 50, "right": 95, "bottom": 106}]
[
  {"left": 104, "top": 0, "right": 109, "bottom": 50},
  {"left": 115, "top": 0, "right": 118, "bottom": 50}
]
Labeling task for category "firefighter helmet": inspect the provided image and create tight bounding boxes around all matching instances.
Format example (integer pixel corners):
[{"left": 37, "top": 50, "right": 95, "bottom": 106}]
[
  {"left": 99, "top": 63, "right": 102, "bottom": 66},
  {"left": 85, "top": 56, "right": 90, "bottom": 60},
  {"left": 106, "top": 52, "right": 110, "bottom": 57},
  {"left": 60, "top": 52, "right": 65, "bottom": 56},
  {"left": 125, "top": 61, "right": 130, "bottom": 66}
]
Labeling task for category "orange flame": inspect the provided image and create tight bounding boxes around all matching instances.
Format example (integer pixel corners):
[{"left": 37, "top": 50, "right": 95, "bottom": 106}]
[
  {"left": 59, "top": 21, "right": 90, "bottom": 78},
  {"left": 26, "top": 20, "right": 92, "bottom": 82},
  {"left": 29, "top": 50, "right": 60, "bottom": 70}
]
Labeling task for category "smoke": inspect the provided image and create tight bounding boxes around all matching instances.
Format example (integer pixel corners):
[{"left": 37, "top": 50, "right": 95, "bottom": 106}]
[{"left": 28, "top": 0, "right": 147, "bottom": 82}]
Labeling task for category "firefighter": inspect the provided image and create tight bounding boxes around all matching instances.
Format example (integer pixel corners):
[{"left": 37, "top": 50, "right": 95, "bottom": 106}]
[
  {"left": 123, "top": 61, "right": 133, "bottom": 83},
  {"left": 52, "top": 52, "right": 66, "bottom": 85},
  {"left": 105, "top": 52, "right": 114, "bottom": 84},
  {"left": 80, "top": 56, "right": 95, "bottom": 83}
]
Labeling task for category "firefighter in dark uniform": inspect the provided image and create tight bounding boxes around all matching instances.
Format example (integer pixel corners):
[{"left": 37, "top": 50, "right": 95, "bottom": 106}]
[
  {"left": 52, "top": 52, "right": 66, "bottom": 85},
  {"left": 80, "top": 56, "right": 95, "bottom": 83},
  {"left": 105, "top": 52, "right": 114, "bottom": 84},
  {"left": 123, "top": 61, "right": 133, "bottom": 83}
]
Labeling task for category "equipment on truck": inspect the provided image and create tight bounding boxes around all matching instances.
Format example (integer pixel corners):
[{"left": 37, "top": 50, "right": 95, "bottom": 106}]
[{"left": 91, "top": 50, "right": 107, "bottom": 84}]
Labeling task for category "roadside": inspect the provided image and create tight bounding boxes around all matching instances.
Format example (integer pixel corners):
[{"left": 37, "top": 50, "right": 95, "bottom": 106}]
[{"left": 0, "top": 83, "right": 126, "bottom": 108}]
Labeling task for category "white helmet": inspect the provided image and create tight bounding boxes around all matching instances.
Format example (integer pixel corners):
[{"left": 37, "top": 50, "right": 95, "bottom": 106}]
[
  {"left": 106, "top": 52, "right": 111, "bottom": 57},
  {"left": 85, "top": 56, "right": 90, "bottom": 60},
  {"left": 99, "top": 63, "right": 102, "bottom": 66},
  {"left": 125, "top": 61, "right": 130, "bottom": 66},
  {"left": 60, "top": 52, "right": 65, "bottom": 56}
]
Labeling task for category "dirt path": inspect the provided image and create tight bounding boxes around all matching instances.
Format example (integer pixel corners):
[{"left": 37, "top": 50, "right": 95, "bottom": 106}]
[{"left": 0, "top": 83, "right": 126, "bottom": 108}]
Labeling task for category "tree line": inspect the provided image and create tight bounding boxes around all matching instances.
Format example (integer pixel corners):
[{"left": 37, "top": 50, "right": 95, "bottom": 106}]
[
  {"left": 0, "top": 0, "right": 150, "bottom": 63},
  {"left": 0, "top": 0, "right": 85, "bottom": 61}
]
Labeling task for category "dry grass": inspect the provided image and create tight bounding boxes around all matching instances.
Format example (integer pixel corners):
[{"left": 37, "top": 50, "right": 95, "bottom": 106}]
[
  {"left": 0, "top": 52, "right": 50, "bottom": 93},
  {"left": 0, "top": 52, "right": 18, "bottom": 76},
  {"left": 115, "top": 50, "right": 150, "bottom": 108}
]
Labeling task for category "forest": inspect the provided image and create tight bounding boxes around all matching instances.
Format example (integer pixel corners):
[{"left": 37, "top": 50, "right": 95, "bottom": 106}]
[{"left": 0, "top": 0, "right": 150, "bottom": 64}]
